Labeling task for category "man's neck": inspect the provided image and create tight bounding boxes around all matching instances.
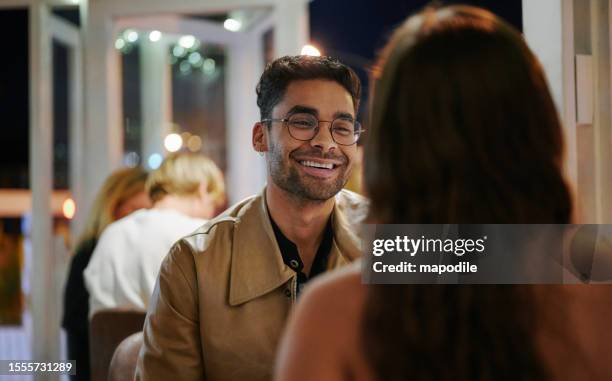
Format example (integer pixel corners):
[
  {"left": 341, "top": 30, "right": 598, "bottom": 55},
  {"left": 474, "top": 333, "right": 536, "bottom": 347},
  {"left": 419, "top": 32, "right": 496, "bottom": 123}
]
[{"left": 266, "top": 183, "right": 335, "bottom": 270}]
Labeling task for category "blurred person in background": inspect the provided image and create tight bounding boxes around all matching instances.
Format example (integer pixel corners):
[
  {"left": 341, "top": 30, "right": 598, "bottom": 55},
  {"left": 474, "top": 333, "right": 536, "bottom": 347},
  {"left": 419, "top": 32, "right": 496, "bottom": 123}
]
[
  {"left": 343, "top": 109, "right": 367, "bottom": 195},
  {"left": 62, "top": 167, "right": 150, "bottom": 381},
  {"left": 137, "top": 55, "right": 367, "bottom": 381},
  {"left": 343, "top": 139, "right": 365, "bottom": 194},
  {"left": 274, "top": 5, "right": 612, "bottom": 381},
  {"left": 84, "top": 152, "right": 225, "bottom": 316}
]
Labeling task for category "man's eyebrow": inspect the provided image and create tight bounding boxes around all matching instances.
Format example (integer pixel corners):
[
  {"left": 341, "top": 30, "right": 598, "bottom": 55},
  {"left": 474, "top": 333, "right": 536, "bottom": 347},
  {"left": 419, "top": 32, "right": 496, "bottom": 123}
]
[
  {"left": 285, "top": 106, "right": 355, "bottom": 120},
  {"left": 333, "top": 111, "right": 355, "bottom": 120},
  {"left": 286, "top": 105, "right": 318, "bottom": 116}
]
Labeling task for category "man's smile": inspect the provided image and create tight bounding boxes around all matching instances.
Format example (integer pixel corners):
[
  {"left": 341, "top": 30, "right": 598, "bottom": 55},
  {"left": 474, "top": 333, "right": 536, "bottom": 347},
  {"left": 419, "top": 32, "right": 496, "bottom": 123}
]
[
  {"left": 293, "top": 157, "right": 342, "bottom": 179},
  {"left": 299, "top": 160, "right": 335, "bottom": 169}
]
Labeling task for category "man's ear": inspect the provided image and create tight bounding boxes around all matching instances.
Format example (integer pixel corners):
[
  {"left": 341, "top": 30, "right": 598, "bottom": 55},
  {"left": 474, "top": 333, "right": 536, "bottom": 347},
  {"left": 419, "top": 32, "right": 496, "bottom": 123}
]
[{"left": 252, "top": 122, "right": 269, "bottom": 153}]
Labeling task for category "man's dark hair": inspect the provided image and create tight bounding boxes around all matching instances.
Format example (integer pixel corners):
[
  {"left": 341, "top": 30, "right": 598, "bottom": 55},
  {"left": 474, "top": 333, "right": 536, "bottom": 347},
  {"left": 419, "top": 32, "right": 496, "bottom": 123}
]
[{"left": 256, "top": 55, "right": 362, "bottom": 120}]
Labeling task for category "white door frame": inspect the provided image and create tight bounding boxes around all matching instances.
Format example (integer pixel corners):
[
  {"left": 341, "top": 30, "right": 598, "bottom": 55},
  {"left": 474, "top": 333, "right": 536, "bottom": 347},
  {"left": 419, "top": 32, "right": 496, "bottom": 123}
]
[
  {"left": 50, "top": 9, "right": 84, "bottom": 236},
  {"left": 0, "top": 0, "right": 81, "bottom": 376}
]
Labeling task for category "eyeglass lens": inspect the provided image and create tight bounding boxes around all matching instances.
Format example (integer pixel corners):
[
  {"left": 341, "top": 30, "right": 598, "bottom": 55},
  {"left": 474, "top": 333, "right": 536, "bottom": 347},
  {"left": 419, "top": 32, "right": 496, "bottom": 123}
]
[{"left": 286, "top": 113, "right": 360, "bottom": 145}]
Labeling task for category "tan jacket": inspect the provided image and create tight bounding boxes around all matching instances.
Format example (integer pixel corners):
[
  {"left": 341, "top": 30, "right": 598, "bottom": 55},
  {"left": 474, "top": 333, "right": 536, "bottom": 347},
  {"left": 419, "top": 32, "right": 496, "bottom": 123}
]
[{"left": 136, "top": 189, "right": 367, "bottom": 381}]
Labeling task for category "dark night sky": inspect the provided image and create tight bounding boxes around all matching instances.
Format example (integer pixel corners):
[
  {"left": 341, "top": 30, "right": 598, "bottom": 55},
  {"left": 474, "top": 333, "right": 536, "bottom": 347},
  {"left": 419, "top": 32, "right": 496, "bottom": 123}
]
[
  {"left": 0, "top": 10, "right": 29, "bottom": 188},
  {"left": 310, "top": 0, "right": 522, "bottom": 114},
  {"left": 0, "top": 1, "right": 521, "bottom": 188},
  {"left": 310, "top": 0, "right": 521, "bottom": 62}
]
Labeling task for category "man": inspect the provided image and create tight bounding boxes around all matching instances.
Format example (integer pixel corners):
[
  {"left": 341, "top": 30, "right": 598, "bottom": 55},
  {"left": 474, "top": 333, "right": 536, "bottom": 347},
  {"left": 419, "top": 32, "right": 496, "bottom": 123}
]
[{"left": 136, "top": 56, "right": 367, "bottom": 381}]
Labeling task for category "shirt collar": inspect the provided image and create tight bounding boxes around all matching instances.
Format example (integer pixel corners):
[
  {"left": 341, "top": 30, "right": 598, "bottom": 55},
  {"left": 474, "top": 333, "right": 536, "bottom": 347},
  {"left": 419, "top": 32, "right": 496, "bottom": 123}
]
[
  {"left": 228, "top": 189, "right": 362, "bottom": 306},
  {"left": 268, "top": 211, "right": 333, "bottom": 280}
]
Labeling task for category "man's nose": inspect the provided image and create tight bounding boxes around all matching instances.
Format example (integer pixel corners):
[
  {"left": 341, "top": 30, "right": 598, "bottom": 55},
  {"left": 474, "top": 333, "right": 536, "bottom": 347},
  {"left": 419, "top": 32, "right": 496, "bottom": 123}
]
[{"left": 309, "top": 123, "right": 338, "bottom": 153}]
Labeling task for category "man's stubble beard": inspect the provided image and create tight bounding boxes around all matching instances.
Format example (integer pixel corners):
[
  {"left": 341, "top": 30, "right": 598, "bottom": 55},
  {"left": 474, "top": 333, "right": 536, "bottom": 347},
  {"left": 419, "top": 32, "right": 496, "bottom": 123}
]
[{"left": 266, "top": 141, "right": 349, "bottom": 202}]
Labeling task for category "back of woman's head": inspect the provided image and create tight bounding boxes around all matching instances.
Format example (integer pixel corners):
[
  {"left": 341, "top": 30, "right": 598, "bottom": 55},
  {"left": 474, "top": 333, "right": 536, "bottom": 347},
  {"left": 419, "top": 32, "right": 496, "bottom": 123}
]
[
  {"left": 363, "top": 6, "right": 573, "bottom": 381},
  {"left": 365, "top": 5, "right": 572, "bottom": 224},
  {"left": 80, "top": 166, "right": 148, "bottom": 244},
  {"left": 145, "top": 152, "right": 225, "bottom": 208}
]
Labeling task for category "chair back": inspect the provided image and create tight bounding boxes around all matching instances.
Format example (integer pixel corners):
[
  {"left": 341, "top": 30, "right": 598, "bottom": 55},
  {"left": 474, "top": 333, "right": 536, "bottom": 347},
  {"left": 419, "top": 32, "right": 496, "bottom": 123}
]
[
  {"left": 89, "top": 309, "right": 146, "bottom": 381},
  {"left": 108, "top": 332, "right": 144, "bottom": 381}
]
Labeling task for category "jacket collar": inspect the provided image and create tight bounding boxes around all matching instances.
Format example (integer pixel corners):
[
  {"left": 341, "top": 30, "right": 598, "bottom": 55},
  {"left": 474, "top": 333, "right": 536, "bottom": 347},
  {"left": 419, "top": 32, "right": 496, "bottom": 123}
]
[{"left": 228, "top": 189, "right": 362, "bottom": 306}]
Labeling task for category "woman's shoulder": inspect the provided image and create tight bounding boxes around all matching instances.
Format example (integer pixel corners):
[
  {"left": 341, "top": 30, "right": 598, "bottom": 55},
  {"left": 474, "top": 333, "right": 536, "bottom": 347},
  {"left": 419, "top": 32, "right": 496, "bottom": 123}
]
[
  {"left": 302, "top": 261, "right": 366, "bottom": 313},
  {"left": 299, "top": 262, "right": 369, "bottom": 352},
  {"left": 275, "top": 262, "right": 375, "bottom": 381}
]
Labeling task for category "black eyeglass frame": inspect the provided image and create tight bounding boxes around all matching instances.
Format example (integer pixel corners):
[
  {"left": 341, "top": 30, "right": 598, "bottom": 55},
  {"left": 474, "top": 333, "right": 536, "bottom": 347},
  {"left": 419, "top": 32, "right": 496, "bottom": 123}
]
[{"left": 262, "top": 115, "right": 364, "bottom": 146}]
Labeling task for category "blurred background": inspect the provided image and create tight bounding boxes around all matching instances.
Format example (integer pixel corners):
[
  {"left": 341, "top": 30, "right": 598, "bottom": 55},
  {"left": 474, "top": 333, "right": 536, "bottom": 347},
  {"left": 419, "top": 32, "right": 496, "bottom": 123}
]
[{"left": 0, "top": 0, "right": 608, "bottom": 379}]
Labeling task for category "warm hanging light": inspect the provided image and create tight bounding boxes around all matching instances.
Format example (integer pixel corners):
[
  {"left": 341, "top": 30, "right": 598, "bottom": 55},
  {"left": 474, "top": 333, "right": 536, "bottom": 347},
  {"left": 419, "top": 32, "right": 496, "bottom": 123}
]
[
  {"left": 178, "top": 35, "right": 196, "bottom": 49},
  {"left": 223, "top": 18, "right": 242, "bottom": 32},
  {"left": 164, "top": 133, "right": 183, "bottom": 152},
  {"left": 124, "top": 29, "right": 139, "bottom": 43},
  {"left": 301, "top": 44, "right": 322, "bottom": 56},
  {"left": 149, "top": 30, "right": 162, "bottom": 42},
  {"left": 63, "top": 198, "right": 76, "bottom": 220}
]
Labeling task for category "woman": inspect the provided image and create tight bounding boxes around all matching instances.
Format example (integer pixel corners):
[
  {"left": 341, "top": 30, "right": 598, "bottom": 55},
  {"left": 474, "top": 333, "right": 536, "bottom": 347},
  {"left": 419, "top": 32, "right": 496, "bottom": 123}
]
[
  {"left": 275, "top": 5, "right": 612, "bottom": 380},
  {"left": 84, "top": 152, "right": 225, "bottom": 315},
  {"left": 62, "top": 167, "right": 151, "bottom": 381}
]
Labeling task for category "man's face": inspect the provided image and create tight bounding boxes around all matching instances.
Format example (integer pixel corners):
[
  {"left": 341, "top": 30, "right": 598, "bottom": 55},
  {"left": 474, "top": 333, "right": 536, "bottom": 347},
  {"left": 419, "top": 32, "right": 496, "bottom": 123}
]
[{"left": 265, "top": 79, "right": 357, "bottom": 201}]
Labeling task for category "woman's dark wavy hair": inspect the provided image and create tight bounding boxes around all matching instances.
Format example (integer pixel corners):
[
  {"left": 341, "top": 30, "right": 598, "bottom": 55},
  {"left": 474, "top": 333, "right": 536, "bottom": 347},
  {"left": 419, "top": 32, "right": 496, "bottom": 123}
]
[{"left": 363, "top": 5, "right": 573, "bottom": 381}]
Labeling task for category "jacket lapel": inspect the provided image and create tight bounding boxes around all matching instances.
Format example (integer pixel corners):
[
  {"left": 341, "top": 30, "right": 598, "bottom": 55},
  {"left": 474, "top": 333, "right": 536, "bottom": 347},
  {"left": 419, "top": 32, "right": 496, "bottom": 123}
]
[{"left": 228, "top": 192, "right": 294, "bottom": 306}]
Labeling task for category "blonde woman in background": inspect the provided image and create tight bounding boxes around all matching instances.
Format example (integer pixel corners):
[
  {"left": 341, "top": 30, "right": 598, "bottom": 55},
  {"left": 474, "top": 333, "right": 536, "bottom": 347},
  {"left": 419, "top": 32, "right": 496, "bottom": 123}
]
[
  {"left": 62, "top": 167, "right": 151, "bottom": 381},
  {"left": 84, "top": 152, "right": 225, "bottom": 316}
]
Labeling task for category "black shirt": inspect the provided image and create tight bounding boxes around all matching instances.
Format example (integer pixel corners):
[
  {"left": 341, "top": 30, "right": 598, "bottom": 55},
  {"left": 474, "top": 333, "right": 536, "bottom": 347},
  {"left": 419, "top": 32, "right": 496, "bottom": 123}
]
[{"left": 269, "top": 215, "right": 333, "bottom": 296}]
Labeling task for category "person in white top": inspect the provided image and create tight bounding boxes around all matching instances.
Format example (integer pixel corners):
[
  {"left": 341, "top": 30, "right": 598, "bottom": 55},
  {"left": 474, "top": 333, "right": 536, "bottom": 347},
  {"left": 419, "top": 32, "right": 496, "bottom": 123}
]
[{"left": 84, "top": 152, "right": 225, "bottom": 316}]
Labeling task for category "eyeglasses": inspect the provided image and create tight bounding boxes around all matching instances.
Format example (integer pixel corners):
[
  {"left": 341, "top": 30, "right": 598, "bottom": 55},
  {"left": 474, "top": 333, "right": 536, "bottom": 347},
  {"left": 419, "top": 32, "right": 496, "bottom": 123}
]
[{"left": 262, "top": 113, "right": 364, "bottom": 146}]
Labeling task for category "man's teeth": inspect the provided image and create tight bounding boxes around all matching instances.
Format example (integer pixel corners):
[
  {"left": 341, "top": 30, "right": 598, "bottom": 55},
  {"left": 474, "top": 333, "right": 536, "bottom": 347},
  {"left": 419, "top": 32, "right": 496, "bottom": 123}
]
[{"left": 300, "top": 160, "right": 334, "bottom": 169}]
